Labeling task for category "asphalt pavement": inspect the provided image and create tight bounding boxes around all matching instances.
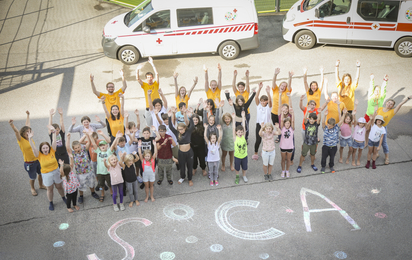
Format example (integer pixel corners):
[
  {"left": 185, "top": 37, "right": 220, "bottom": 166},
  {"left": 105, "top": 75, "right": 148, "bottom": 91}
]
[{"left": 1, "top": 0, "right": 411, "bottom": 259}]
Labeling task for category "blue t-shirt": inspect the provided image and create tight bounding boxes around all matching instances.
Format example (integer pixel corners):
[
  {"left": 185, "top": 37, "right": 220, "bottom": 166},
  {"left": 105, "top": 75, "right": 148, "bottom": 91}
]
[
  {"left": 116, "top": 143, "right": 130, "bottom": 160},
  {"left": 175, "top": 111, "right": 185, "bottom": 125},
  {"left": 323, "top": 125, "right": 340, "bottom": 147}
]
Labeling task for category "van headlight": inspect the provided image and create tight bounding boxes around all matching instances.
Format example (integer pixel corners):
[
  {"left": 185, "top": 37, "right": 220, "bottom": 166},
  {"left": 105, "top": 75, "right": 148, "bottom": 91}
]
[
  {"left": 285, "top": 13, "right": 295, "bottom": 22},
  {"left": 104, "top": 36, "right": 117, "bottom": 44}
]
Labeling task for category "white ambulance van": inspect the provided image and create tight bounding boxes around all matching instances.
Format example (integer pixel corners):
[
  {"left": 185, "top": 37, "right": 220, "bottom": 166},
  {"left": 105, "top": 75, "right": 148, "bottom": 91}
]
[
  {"left": 102, "top": 0, "right": 259, "bottom": 64},
  {"left": 282, "top": 0, "right": 412, "bottom": 57}
]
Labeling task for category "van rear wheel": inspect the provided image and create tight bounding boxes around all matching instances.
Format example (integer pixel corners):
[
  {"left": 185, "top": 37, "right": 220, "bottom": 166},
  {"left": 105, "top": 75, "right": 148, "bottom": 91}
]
[
  {"left": 295, "top": 30, "right": 316, "bottom": 50},
  {"left": 118, "top": 46, "right": 140, "bottom": 65},
  {"left": 394, "top": 37, "right": 412, "bottom": 58},
  {"left": 218, "top": 41, "right": 240, "bottom": 60}
]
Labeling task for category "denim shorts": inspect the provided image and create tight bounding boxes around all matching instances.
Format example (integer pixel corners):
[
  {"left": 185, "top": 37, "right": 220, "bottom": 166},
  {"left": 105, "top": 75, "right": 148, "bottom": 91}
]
[
  {"left": 24, "top": 160, "right": 41, "bottom": 180},
  {"left": 352, "top": 140, "right": 365, "bottom": 149},
  {"left": 368, "top": 139, "right": 380, "bottom": 147},
  {"left": 143, "top": 171, "right": 155, "bottom": 183},
  {"left": 340, "top": 136, "right": 353, "bottom": 147},
  {"left": 234, "top": 156, "right": 248, "bottom": 171}
]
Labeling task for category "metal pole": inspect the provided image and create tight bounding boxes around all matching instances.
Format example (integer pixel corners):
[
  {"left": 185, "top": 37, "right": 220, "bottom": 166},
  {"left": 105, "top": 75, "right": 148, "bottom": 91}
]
[{"left": 276, "top": 0, "right": 280, "bottom": 12}]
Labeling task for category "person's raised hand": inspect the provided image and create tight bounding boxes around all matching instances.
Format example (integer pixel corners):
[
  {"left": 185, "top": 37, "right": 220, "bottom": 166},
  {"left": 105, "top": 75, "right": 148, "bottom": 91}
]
[
  {"left": 173, "top": 72, "right": 178, "bottom": 79},
  {"left": 289, "top": 70, "right": 294, "bottom": 78},
  {"left": 383, "top": 74, "right": 389, "bottom": 81},
  {"left": 28, "top": 130, "right": 34, "bottom": 139},
  {"left": 134, "top": 109, "right": 139, "bottom": 115},
  {"left": 219, "top": 100, "right": 225, "bottom": 108},
  {"left": 228, "top": 99, "right": 233, "bottom": 106},
  {"left": 90, "top": 74, "right": 94, "bottom": 82},
  {"left": 119, "top": 69, "right": 124, "bottom": 77},
  {"left": 303, "top": 67, "right": 307, "bottom": 74},
  {"left": 336, "top": 60, "right": 340, "bottom": 66},
  {"left": 59, "top": 159, "right": 64, "bottom": 165},
  {"left": 26, "top": 110, "right": 30, "bottom": 116},
  {"left": 158, "top": 88, "right": 163, "bottom": 95},
  {"left": 8, "top": 119, "right": 13, "bottom": 125},
  {"left": 57, "top": 108, "right": 63, "bottom": 115},
  {"left": 356, "top": 60, "right": 361, "bottom": 67},
  {"left": 49, "top": 109, "right": 55, "bottom": 116},
  {"left": 71, "top": 117, "right": 76, "bottom": 125},
  {"left": 203, "top": 64, "right": 208, "bottom": 72},
  {"left": 217, "top": 124, "right": 221, "bottom": 130},
  {"left": 148, "top": 56, "right": 154, "bottom": 64},
  {"left": 97, "top": 130, "right": 104, "bottom": 135},
  {"left": 151, "top": 125, "right": 156, "bottom": 132},
  {"left": 116, "top": 131, "right": 123, "bottom": 138},
  {"left": 300, "top": 94, "right": 305, "bottom": 101},
  {"left": 245, "top": 70, "right": 249, "bottom": 77},
  {"left": 274, "top": 68, "right": 280, "bottom": 75},
  {"left": 95, "top": 115, "right": 101, "bottom": 122},
  {"left": 193, "top": 76, "right": 198, "bottom": 84},
  {"left": 234, "top": 70, "right": 237, "bottom": 76},
  {"left": 217, "top": 63, "right": 221, "bottom": 70},
  {"left": 124, "top": 111, "right": 129, "bottom": 118}
]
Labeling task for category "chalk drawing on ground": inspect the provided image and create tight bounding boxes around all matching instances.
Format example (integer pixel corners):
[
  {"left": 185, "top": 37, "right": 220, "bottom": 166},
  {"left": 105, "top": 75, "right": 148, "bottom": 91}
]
[
  {"left": 375, "top": 212, "right": 387, "bottom": 218},
  {"left": 59, "top": 223, "right": 69, "bottom": 230},
  {"left": 185, "top": 236, "right": 198, "bottom": 243},
  {"left": 300, "top": 188, "right": 361, "bottom": 232},
  {"left": 215, "top": 200, "right": 285, "bottom": 240},
  {"left": 53, "top": 241, "right": 65, "bottom": 247},
  {"left": 160, "top": 252, "right": 175, "bottom": 260},
  {"left": 371, "top": 188, "right": 381, "bottom": 194},
  {"left": 283, "top": 206, "right": 294, "bottom": 214},
  {"left": 87, "top": 217, "right": 152, "bottom": 260},
  {"left": 210, "top": 244, "right": 224, "bottom": 252},
  {"left": 163, "top": 204, "right": 195, "bottom": 221},
  {"left": 334, "top": 251, "right": 347, "bottom": 259},
  {"left": 259, "top": 253, "right": 270, "bottom": 259},
  {"left": 228, "top": 209, "right": 263, "bottom": 228}
]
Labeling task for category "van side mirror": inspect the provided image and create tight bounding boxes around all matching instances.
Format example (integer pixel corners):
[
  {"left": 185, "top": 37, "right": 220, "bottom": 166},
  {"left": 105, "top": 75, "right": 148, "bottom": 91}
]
[
  {"left": 315, "top": 8, "right": 319, "bottom": 18},
  {"left": 143, "top": 26, "right": 151, "bottom": 33}
]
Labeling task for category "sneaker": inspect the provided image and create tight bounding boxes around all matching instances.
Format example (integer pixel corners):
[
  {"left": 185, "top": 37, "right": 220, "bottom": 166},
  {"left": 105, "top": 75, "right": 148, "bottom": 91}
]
[
  {"left": 321, "top": 167, "right": 325, "bottom": 174},
  {"left": 264, "top": 174, "right": 269, "bottom": 181},
  {"left": 372, "top": 160, "right": 376, "bottom": 169},
  {"left": 215, "top": 181, "right": 219, "bottom": 186},
  {"left": 243, "top": 176, "right": 248, "bottom": 183},
  {"left": 78, "top": 196, "right": 84, "bottom": 204},
  {"left": 286, "top": 171, "right": 290, "bottom": 178},
  {"left": 281, "top": 171, "right": 285, "bottom": 178},
  {"left": 210, "top": 181, "right": 214, "bottom": 186},
  {"left": 268, "top": 174, "right": 273, "bottom": 181},
  {"left": 91, "top": 193, "right": 99, "bottom": 199},
  {"left": 49, "top": 202, "right": 54, "bottom": 211},
  {"left": 235, "top": 175, "right": 240, "bottom": 184},
  {"left": 140, "top": 183, "right": 145, "bottom": 189},
  {"left": 330, "top": 167, "right": 335, "bottom": 173},
  {"left": 178, "top": 178, "right": 185, "bottom": 184},
  {"left": 119, "top": 203, "right": 125, "bottom": 211},
  {"left": 297, "top": 166, "right": 302, "bottom": 173},
  {"left": 365, "top": 161, "right": 370, "bottom": 169},
  {"left": 311, "top": 165, "right": 318, "bottom": 171},
  {"left": 113, "top": 204, "right": 119, "bottom": 212}
]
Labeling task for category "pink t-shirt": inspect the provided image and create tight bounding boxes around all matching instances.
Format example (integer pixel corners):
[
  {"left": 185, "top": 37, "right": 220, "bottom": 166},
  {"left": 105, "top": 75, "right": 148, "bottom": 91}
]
[
  {"left": 340, "top": 123, "right": 352, "bottom": 138},
  {"left": 352, "top": 125, "right": 366, "bottom": 142},
  {"left": 262, "top": 130, "right": 276, "bottom": 152},
  {"left": 109, "top": 163, "right": 124, "bottom": 185},
  {"left": 280, "top": 127, "right": 294, "bottom": 150}
]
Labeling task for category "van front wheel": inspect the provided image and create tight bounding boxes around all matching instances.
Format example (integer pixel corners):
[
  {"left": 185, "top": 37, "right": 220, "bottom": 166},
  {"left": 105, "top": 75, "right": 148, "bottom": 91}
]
[
  {"left": 218, "top": 41, "right": 240, "bottom": 60},
  {"left": 295, "top": 30, "right": 316, "bottom": 50},
  {"left": 118, "top": 46, "right": 140, "bottom": 65},
  {"left": 394, "top": 37, "right": 412, "bottom": 58}
]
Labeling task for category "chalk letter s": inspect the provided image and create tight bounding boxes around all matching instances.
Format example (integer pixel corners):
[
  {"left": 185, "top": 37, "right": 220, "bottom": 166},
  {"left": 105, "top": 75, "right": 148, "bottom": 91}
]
[
  {"left": 300, "top": 188, "right": 361, "bottom": 232},
  {"left": 215, "top": 200, "right": 285, "bottom": 240},
  {"left": 87, "top": 218, "right": 152, "bottom": 260}
]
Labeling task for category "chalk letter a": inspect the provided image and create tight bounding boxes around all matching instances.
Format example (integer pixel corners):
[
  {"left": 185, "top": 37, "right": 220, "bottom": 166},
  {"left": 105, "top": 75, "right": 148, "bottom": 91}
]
[{"left": 300, "top": 188, "right": 361, "bottom": 232}]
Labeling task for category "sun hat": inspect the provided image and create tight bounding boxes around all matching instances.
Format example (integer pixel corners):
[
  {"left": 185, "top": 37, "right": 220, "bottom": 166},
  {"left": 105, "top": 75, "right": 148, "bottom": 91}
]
[
  {"left": 374, "top": 115, "right": 385, "bottom": 124},
  {"left": 357, "top": 117, "right": 366, "bottom": 123}
]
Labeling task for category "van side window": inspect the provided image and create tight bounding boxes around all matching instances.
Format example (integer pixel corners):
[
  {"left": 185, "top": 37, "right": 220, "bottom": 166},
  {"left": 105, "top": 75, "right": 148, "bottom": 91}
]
[
  {"left": 357, "top": 1, "right": 399, "bottom": 22},
  {"left": 318, "top": 0, "right": 351, "bottom": 17},
  {"left": 303, "top": 0, "right": 324, "bottom": 11},
  {"left": 177, "top": 8, "right": 213, "bottom": 27},
  {"left": 134, "top": 10, "right": 170, "bottom": 32}
]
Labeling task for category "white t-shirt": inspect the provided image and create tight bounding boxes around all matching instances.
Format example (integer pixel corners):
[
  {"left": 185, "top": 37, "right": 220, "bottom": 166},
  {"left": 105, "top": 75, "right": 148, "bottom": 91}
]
[
  {"left": 150, "top": 107, "right": 167, "bottom": 131},
  {"left": 369, "top": 124, "right": 386, "bottom": 142},
  {"left": 126, "top": 130, "right": 140, "bottom": 153},
  {"left": 207, "top": 142, "right": 220, "bottom": 162},
  {"left": 256, "top": 104, "right": 272, "bottom": 124}
]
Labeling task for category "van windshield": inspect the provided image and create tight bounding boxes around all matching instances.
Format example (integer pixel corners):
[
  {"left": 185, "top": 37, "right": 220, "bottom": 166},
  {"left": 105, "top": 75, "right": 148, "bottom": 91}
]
[
  {"left": 303, "top": 0, "right": 324, "bottom": 10},
  {"left": 125, "top": 0, "right": 153, "bottom": 27}
]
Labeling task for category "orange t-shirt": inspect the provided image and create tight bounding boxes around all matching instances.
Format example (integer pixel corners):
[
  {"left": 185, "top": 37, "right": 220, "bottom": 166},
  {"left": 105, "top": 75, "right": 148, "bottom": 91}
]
[
  {"left": 206, "top": 88, "right": 221, "bottom": 102},
  {"left": 337, "top": 81, "right": 358, "bottom": 111},
  {"left": 377, "top": 107, "right": 395, "bottom": 127},
  {"left": 38, "top": 148, "right": 58, "bottom": 173},
  {"left": 142, "top": 81, "right": 160, "bottom": 108},
  {"left": 107, "top": 115, "right": 125, "bottom": 135},
  {"left": 327, "top": 101, "right": 346, "bottom": 123},
  {"left": 235, "top": 90, "right": 250, "bottom": 113},
  {"left": 271, "top": 86, "right": 291, "bottom": 115},
  {"left": 306, "top": 89, "right": 321, "bottom": 108},
  {"left": 302, "top": 107, "right": 319, "bottom": 130},
  {"left": 98, "top": 89, "right": 124, "bottom": 113},
  {"left": 18, "top": 138, "right": 38, "bottom": 162},
  {"left": 175, "top": 95, "right": 190, "bottom": 110}
]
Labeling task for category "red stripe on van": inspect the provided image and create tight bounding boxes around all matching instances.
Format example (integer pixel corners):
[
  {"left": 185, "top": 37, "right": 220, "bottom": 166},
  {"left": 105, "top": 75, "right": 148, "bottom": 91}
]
[
  {"left": 351, "top": 22, "right": 373, "bottom": 26},
  {"left": 191, "top": 31, "right": 197, "bottom": 35},
  {"left": 203, "top": 30, "right": 209, "bottom": 34},
  {"left": 353, "top": 26, "right": 372, "bottom": 30},
  {"left": 223, "top": 28, "right": 229, "bottom": 32},
  {"left": 379, "top": 27, "right": 396, "bottom": 31},
  {"left": 209, "top": 30, "right": 214, "bottom": 34},
  {"left": 219, "top": 28, "right": 224, "bottom": 33},
  {"left": 397, "top": 23, "right": 412, "bottom": 32},
  {"left": 379, "top": 23, "right": 396, "bottom": 27},
  {"left": 214, "top": 29, "right": 219, "bottom": 33}
]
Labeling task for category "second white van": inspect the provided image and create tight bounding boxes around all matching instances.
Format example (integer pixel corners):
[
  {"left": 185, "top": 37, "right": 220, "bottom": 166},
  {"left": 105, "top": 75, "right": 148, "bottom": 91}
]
[{"left": 102, "top": 0, "right": 259, "bottom": 64}]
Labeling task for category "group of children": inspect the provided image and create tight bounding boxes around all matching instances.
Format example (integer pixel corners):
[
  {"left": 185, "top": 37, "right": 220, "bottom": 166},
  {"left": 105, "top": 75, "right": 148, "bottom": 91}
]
[{"left": 11, "top": 58, "right": 412, "bottom": 213}]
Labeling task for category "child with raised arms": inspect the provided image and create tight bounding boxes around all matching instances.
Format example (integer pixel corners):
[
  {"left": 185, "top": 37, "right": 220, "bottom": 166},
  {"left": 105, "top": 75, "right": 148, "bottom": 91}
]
[
  {"left": 120, "top": 153, "right": 140, "bottom": 207},
  {"left": 253, "top": 83, "right": 272, "bottom": 161},
  {"left": 156, "top": 125, "right": 177, "bottom": 185},
  {"left": 59, "top": 155, "right": 80, "bottom": 213},
  {"left": 279, "top": 108, "right": 295, "bottom": 178},
  {"left": 365, "top": 114, "right": 386, "bottom": 169},
  {"left": 339, "top": 100, "right": 358, "bottom": 164},
  {"left": 232, "top": 111, "right": 248, "bottom": 184},
  {"left": 104, "top": 154, "right": 125, "bottom": 211},
  {"left": 259, "top": 122, "right": 281, "bottom": 181},
  {"left": 297, "top": 111, "right": 321, "bottom": 174},
  {"left": 138, "top": 140, "right": 158, "bottom": 202},
  {"left": 204, "top": 124, "right": 223, "bottom": 186},
  {"left": 174, "top": 72, "right": 198, "bottom": 109}
]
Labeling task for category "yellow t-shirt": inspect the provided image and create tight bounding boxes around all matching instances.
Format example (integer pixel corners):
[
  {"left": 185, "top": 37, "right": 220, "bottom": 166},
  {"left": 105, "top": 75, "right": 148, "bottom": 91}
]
[
  {"left": 176, "top": 95, "right": 190, "bottom": 110},
  {"left": 337, "top": 81, "right": 358, "bottom": 111},
  {"left": 18, "top": 138, "right": 38, "bottom": 162},
  {"left": 271, "top": 86, "right": 291, "bottom": 115},
  {"left": 306, "top": 88, "right": 321, "bottom": 108},
  {"left": 38, "top": 148, "right": 58, "bottom": 173},
  {"left": 142, "top": 81, "right": 160, "bottom": 108},
  {"left": 327, "top": 101, "right": 346, "bottom": 123},
  {"left": 377, "top": 107, "right": 395, "bottom": 127},
  {"left": 107, "top": 115, "right": 125, "bottom": 135},
  {"left": 206, "top": 88, "right": 221, "bottom": 102},
  {"left": 98, "top": 89, "right": 123, "bottom": 113},
  {"left": 235, "top": 90, "right": 250, "bottom": 113}
]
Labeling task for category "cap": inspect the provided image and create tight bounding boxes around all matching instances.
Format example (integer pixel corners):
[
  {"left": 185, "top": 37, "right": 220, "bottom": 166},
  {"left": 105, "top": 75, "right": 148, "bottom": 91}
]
[
  {"left": 99, "top": 140, "right": 108, "bottom": 146},
  {"left": 357, "top": 117, "right": 366, "bottom": 124},
  {"left": 374, "top": 115, "right": 385, "bottom": 124}
]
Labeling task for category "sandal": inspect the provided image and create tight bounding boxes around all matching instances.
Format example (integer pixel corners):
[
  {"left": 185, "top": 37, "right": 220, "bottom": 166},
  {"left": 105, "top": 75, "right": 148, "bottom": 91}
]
[
  {"left": 384, "top": 157, "right": 389, "bottom": 165},
  {"left": 168, "top": 180, "right": 173, "bottom": 185},
  {"left": 99, "top": 196, "right": 104, "bottom": 202},
  {"left": 157, "top": 180, "right": 162, "bottom": 185}
]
